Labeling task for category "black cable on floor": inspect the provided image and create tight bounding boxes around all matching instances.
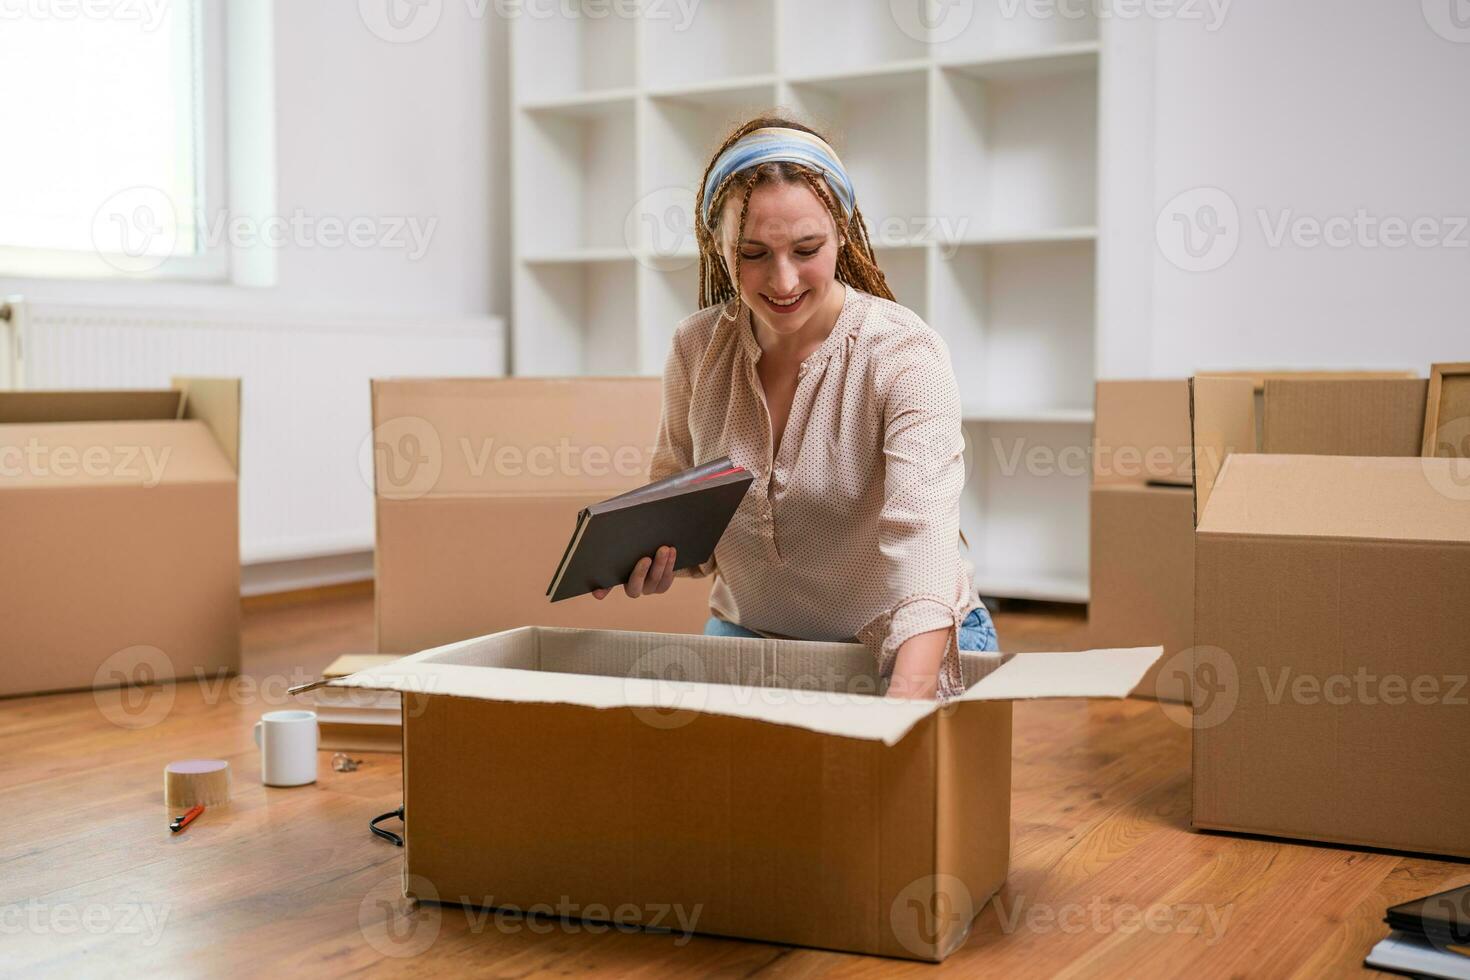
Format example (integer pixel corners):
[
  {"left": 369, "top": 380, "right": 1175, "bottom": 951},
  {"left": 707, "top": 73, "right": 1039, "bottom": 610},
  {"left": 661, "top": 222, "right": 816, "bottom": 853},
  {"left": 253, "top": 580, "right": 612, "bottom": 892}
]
[{"left": 370, "top": 806, "right": 404, "bottom": 846}]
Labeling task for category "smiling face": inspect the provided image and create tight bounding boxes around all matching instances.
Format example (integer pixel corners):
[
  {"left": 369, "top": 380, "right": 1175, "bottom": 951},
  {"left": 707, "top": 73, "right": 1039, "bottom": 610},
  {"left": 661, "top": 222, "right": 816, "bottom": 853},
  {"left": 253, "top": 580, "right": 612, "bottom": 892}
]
[{"left": 717, "top": 176, "right": 846, "bottom": 346}]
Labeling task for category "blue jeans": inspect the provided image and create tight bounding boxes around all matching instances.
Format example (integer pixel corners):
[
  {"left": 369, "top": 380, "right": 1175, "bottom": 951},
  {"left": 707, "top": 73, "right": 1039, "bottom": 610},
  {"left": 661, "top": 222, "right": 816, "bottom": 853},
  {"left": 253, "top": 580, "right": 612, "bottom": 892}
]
[{"left": 704, "top": 603, "right": 999, "bottom": 651}]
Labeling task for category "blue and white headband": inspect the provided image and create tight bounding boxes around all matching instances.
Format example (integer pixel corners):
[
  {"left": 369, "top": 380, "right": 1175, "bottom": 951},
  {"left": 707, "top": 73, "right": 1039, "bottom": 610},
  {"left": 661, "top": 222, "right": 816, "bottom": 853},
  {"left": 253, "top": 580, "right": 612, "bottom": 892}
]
[{"left": 700, "top": 127, "right": 856, "bottom": 232}]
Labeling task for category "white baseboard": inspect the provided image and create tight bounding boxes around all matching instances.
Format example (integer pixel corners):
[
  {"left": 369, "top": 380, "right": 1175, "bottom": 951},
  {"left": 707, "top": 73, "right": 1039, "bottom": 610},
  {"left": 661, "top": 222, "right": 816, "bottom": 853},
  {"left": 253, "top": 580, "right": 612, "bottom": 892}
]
[{"left": 241, "top": 551, "right": 374, "bottom": 598}]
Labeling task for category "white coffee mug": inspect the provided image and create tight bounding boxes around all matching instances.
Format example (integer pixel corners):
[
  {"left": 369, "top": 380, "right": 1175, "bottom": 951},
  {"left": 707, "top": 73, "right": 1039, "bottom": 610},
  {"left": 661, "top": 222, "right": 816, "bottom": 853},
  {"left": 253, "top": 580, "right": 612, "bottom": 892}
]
[{"left": 253, "top": 709, "right": 318, "bottom": 787}]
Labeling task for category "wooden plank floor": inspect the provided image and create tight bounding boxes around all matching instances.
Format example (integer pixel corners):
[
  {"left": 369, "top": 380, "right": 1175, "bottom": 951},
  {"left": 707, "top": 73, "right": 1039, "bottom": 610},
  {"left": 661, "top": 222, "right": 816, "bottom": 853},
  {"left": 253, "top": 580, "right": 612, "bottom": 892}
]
[{"left": 3, "top": 592, "right": 1465, "bottom": 978}]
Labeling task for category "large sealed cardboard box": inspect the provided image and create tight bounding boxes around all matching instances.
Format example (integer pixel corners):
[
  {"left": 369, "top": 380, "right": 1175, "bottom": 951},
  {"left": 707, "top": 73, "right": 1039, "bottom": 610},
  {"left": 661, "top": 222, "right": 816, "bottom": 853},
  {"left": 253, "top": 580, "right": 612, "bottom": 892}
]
[
  {"left": 370, "top": 379, "right": 714, "bottom": 654},
  {"left": 302, "top": 628, "right": 1162, "bottom": 961},
  {"left": 0, "top": 378, "right": 240, "bottom": 697},
  {"left": 1189, "top": 377, "right": 1470, "bottom": 858}
]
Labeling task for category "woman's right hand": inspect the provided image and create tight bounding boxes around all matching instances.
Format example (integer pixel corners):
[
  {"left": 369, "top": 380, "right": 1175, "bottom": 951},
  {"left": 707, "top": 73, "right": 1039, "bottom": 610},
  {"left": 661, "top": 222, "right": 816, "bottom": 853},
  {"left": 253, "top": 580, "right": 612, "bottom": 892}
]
[{"left": 593, "top": 545, "right": 677, "bottom": 600}]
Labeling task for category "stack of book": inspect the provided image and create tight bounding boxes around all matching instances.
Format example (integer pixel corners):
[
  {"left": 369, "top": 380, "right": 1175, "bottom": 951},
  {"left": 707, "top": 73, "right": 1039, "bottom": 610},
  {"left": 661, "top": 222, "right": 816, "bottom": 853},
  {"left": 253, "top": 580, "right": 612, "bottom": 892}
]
[
  {"left": 313, "top": 654, "right": 402, "bottom": 753},
  {"left": 546, "top": 455, "right": 752, "bottom": 602},
  {"left": 1366, "top": 883, "right": 1470, "bottom": 979}
]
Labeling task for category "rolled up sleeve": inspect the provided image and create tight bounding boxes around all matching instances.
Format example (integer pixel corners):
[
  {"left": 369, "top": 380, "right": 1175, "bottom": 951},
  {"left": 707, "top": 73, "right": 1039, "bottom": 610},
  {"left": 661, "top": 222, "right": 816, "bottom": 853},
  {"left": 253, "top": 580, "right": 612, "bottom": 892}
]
[{"left": 855, "top": 332, "right": 972, "bottom": 699}]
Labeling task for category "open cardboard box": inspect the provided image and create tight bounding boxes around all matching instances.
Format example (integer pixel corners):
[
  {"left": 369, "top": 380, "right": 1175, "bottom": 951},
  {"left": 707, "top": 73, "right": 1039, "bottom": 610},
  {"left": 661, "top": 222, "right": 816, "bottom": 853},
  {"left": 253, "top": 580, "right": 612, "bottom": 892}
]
[
  {"left": 371, "top": 379, "right": 714, "bottom": 654},
  {"left": 297, "top": 628, "right": 1162, "bottom": 961},
  {"left": 0, "top": 378, "right": 240, "bottom": 697},
  {"left": 1089, "top": 371, "right": 1422, "bottom": 704},
  {"left": 1189, "top": 376, "right": 1470, "bottom": 858}
]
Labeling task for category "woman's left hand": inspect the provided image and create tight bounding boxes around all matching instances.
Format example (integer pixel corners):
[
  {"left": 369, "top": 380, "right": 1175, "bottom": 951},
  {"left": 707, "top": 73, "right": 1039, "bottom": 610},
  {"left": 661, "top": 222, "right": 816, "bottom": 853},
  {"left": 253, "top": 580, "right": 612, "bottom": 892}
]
[{"left": 591, "top": 545, "right": 677, "bottom": 601}]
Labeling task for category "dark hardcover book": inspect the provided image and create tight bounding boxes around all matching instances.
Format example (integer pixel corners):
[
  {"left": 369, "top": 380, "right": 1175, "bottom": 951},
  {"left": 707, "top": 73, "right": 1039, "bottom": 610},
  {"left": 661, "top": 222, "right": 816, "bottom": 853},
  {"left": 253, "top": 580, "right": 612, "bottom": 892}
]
[
  {"left": 1387, "top": 883, "right": 1470, "bottom": 946},
  {"left": 545, "top": 456, "right": 753, "bottom": 602}
]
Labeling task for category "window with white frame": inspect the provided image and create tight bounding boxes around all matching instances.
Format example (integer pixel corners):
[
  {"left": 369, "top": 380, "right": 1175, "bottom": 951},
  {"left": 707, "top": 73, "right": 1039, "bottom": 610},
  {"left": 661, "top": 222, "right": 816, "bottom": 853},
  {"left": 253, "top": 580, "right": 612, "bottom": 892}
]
[{"left": 0, "top": 0, "right": 227, "bottom": 279}]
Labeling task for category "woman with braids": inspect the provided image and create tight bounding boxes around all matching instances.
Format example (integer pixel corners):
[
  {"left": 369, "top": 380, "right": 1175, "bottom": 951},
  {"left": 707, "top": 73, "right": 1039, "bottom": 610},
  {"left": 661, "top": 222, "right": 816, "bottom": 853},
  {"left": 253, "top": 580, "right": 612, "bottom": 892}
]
[{"left": 593, "top": 114, "right": 998, "bottom": 701}]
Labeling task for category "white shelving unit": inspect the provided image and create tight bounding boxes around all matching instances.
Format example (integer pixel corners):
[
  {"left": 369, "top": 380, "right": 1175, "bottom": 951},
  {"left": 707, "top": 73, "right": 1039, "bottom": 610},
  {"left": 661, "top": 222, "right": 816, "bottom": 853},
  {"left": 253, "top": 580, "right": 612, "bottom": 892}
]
[{"left": 511, "top": 0, "right": 1103, "bottom": 602}]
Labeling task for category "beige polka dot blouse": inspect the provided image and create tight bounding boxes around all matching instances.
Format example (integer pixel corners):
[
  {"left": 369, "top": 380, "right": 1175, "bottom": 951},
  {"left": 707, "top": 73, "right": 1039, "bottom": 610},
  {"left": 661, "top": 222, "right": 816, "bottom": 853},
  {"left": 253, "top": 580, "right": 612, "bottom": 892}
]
[{"left": 649, "top": 281, "right": 982, "bottom": 699}]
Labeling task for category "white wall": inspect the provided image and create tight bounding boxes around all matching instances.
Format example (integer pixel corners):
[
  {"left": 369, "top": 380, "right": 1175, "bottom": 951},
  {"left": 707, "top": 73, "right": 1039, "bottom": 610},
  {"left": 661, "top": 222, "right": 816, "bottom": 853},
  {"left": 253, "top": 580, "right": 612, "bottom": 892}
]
[
  {"left": 1102, "top": 0, "right": 1470, "bottom": 378},
  {"left": 3, "top": 0, "right": 510, "bottom": 323}
]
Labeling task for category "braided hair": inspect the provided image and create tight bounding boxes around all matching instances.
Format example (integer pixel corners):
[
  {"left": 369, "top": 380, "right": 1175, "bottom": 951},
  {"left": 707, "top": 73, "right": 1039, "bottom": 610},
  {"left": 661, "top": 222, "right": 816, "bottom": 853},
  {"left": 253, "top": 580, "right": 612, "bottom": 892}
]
[{"left": 695, "top": 115, "right": 895, "bottom": 318}]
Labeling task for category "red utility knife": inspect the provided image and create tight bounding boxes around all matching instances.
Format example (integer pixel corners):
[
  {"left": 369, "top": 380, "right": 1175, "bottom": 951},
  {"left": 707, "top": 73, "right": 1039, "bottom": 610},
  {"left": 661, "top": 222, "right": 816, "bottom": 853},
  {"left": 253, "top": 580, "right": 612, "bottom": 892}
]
[{"left": 169, "top": 805, "right": 205, "bottom": 833}]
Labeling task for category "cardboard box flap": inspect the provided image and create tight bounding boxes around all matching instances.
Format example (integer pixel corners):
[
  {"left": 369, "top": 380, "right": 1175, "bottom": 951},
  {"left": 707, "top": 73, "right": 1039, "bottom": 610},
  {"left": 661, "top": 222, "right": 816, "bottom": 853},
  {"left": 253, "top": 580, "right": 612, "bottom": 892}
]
[
  {"left": 1197, "top": 454, "right": 1470, "bottom": 543},
  {"left": 174, "top": 376, "right": 241, "bottom": 472},
  {"left": 1189, "top": 377, "right": 1256, "bottom": 526},
  {"left": 302, "top": 626, "right": 967, "bottom": 746},
  {"left": 1262, "top": 379, "right": 1427, "bottom": 458},
  {"left": 0, "top": 419, "right": 237, "bottom": 488},
  {"left": 0, "top": 389, "right": 182, "bottom": 424},
  {"left": 1199, "top": 371, "right": 1420, "bottom": 457},
  {"left": 322, "top": 653, "right": 401, "bottom": 678},
  {"left": 953, "top": 647, "right": 1164, "bottom": 703},
  {"left": 311, "top": 662, "right": 941, "bottom": 748},
  {"left": 296, "top": 627, "right": 1161, "bottom": 747},
  {"left": 1198, "top": 369, "right": 1419, "bottom": 393},
  {"left": 1092, "top": 381, "right": 1193, "bottom": 486},
  {"left": 370, "top": 378, "right": 662, "bottom": 499}
]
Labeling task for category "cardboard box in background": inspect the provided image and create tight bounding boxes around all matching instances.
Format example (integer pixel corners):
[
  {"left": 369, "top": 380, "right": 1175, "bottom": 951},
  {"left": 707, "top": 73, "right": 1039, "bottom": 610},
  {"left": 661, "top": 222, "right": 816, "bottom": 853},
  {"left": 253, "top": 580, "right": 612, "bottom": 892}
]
[
  {"left": 1089, "top": 381, "right": 1198, "bottom": 702},
  {"left": 371, "top": 378, "right": 714, "bottom": 654},
  {"left": 1090, "top": 485, "right": 1196, "bottom": 702},
  {"left": 1190, "top": 377, "right": 1470, "bottom": 859},
  {"left": 1088, "top": 373, "right": 1426, "bottom": 703},
  {"left": 0, "top": 378, "right": 241, "bottom": 697},
  {"left": 303, "top": 627, "right": 1162, "bottom": 961}
]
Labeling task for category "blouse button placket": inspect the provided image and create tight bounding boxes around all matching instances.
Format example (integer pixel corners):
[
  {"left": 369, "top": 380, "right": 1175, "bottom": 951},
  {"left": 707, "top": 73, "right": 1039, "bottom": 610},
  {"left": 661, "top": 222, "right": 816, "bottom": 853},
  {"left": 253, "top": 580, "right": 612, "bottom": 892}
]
[{"left": 744, "top": 356, "right": 784, "bottom": 565}]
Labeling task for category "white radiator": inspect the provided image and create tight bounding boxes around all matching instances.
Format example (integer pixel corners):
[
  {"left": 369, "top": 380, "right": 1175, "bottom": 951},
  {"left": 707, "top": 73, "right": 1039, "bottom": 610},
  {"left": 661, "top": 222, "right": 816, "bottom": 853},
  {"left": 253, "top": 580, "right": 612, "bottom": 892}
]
[{"left": 2, "top": 297, "right": 505, "bottom": 565}]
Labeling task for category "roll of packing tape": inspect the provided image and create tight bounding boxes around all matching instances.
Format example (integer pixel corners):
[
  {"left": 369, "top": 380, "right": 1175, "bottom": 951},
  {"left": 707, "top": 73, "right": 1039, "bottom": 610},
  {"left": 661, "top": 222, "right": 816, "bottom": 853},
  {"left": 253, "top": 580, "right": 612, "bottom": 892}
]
[{"left": 164, "top": 759, "right": 231, "bottom": 809}]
